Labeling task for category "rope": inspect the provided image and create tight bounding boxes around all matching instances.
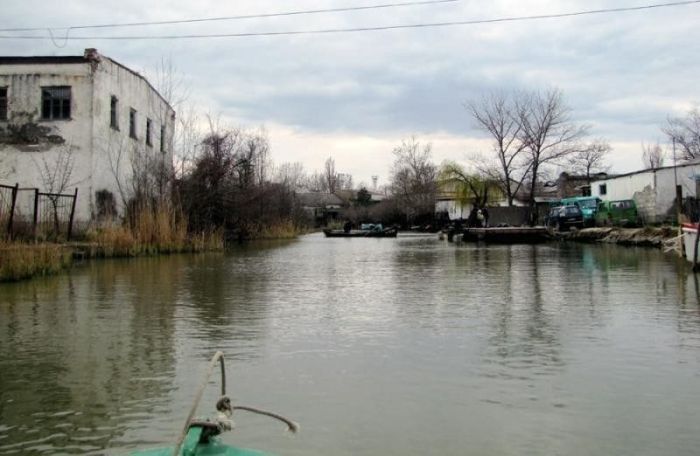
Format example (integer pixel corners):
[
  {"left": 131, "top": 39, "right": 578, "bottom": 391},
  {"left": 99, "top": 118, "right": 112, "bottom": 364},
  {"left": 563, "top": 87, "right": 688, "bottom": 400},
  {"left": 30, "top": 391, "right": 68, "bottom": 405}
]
[
  {"left": 173, "top": 351, "right": 226, "bottom": 456},
  {"left": 233, "top": 406, "right": 299, "bottom": 434},
  {"left": 171, "top": 351, "right": 298, "bottom": 455}
]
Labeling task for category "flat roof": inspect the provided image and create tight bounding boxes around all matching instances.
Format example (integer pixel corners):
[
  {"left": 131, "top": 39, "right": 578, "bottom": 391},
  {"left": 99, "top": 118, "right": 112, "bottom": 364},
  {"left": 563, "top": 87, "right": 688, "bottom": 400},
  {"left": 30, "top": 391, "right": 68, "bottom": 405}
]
[
  {"left": 0, "top": 52, "right": 174, "bottom": 114},
  {"left": 592, "top": 160, "right": 700, "bottom": 182},
  {"left": 0, "top": 56, "right": 88, "bottom": 65}
]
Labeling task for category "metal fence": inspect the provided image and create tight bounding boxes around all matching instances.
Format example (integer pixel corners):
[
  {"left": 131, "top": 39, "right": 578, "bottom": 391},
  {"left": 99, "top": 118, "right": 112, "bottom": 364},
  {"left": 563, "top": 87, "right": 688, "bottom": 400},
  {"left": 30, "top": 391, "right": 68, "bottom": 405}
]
[{"left": 0, "top": 182, "right": 77, "bottom": 241}]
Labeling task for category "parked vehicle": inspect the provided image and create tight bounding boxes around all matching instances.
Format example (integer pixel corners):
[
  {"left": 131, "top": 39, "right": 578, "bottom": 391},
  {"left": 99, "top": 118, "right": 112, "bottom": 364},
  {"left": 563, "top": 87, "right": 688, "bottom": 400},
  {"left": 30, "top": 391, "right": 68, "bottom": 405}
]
[
  {"left": 595, "top": 199, "right": 639, "bottom": 227},
  {"left": 560, "top": 196, "right": 601, "bottom": 227},
  {"left": 545, "top": 205, "right": 584, "bottom": 231}
]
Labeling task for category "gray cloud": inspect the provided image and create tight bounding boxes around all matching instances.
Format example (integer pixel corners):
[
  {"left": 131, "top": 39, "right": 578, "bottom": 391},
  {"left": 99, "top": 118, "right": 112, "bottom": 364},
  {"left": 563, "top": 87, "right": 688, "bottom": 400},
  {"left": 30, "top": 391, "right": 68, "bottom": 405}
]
[{"left": 2, "top": 0, "right": 700, "bottom": 173}]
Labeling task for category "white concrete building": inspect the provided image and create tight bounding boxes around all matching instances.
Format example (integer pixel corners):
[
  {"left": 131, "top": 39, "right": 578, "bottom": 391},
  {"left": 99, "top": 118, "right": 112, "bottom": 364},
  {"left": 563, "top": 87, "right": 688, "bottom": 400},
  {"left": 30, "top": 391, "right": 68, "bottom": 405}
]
[
  {"left": 590, "top": 162, "right": 700, "bottom": 223},
  {"left": 0, "top": 48, "right": 175, "bottom": 222}
]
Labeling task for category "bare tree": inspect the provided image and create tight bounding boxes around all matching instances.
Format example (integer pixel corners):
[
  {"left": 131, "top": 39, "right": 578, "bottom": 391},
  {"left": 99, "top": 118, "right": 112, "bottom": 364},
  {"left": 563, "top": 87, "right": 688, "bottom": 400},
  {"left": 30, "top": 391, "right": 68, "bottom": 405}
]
[
  {"left": 642, "top": 141, "right": 665, "bottom": 169},
  {"left": 33, "top": 143, "right": 76, "bottom": 195},
  {"left": 324, "top": 157, "right": 339, "bottom": 193},
  {"left": 390, "top": 137, "right": 437, "bottom": 224},
  {"left": 662, "top": 106, "right": 700, "bottom": 161},
  {"left": 467, "top": 91, "right": 528, "bottom": 206},
  {"left": 516, "top": 89, "right": 588, "bottom": 222},
  {"left": 274, "top": 162, "right": 307, "bottom": 191},
  {"left": 572, "top": 139, "right": 611, "bottom": 183},
  {"left": 33, "top": 142, "right": 80, "bottom": 234}
]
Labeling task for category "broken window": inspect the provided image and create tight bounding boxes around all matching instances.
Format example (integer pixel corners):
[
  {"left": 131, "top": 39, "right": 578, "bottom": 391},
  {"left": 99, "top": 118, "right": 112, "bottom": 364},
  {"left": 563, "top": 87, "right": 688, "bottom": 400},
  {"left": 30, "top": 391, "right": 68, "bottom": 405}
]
[
  {"left": 41, "top": 86, "right": 71, "bottom": 120},
  {"left": 0, "top": 87, "right": 7, "bottom": 120},
  {"left": 146, "top": 118, "right": 153, "bottom": 146},
  {"left": 129, "top": 108, "right": 137, "bottom": 139},
  {"left": 110, "top": 96, "right": 119, "bottom": 130}
]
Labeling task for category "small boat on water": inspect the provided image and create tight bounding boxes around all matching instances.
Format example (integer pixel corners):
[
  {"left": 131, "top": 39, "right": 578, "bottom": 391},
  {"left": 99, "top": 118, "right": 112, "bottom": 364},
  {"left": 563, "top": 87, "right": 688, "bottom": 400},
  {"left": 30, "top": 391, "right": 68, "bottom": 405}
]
[
  {"left": 132, "top": 352, "right": 297, "bottom": 456},
  {"left": 323, "top": 227, "right": 398, "bottom": 238}
]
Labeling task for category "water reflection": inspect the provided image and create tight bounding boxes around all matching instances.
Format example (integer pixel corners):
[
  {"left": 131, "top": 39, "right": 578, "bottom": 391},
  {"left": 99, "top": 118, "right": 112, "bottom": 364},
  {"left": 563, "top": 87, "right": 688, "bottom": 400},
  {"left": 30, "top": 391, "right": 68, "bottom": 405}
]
[
  {"left": 0, "top": 257, "right": 184, "bottom": 454},
  {"left": 1, "top": 237, "right": 700, "bottom": 455}
]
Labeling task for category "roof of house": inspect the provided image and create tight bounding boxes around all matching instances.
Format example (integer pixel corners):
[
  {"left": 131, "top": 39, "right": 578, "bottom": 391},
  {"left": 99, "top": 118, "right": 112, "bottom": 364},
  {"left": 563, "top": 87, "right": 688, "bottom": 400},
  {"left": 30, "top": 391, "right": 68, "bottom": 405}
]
[
  {"left": 296, "top": 192, "right": 346, "bottom": 207},
  {"left": 591, "top": 160, "right": 700, "bottom": 182},
  {"left": 0, "top": 56, "right": 87, "bottom": 65}
]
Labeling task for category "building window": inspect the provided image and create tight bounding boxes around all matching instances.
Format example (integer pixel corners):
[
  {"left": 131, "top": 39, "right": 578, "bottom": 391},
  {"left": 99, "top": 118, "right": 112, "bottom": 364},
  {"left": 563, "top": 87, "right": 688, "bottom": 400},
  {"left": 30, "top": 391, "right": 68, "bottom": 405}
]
[
  {"left": 160, "top": 125, "right": 166, "bottom": 153},
  {"left": 110, "top": 96, "right": 119, "bottom": 130},
  {"left": 146, "top": 118, "right": 153, "bottom": 146},
  {"left": 0, "top": 87, "right": 7, "bottom": 121},
  {"left": 599, "top": 184, "right": 607, "bottom": 196},
  {"left": 41, "top": 86, "right": 71, "bottom": 120},
  {"left": 129, "top": 108, "right": 137, "bottom": 139}
]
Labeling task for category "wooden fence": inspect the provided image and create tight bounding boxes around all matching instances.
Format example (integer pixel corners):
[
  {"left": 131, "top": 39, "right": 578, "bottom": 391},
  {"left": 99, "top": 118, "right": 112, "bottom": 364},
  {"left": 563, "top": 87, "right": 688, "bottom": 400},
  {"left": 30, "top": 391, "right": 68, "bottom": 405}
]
[{"left": 0, "top": 183, "right": 78, "bottom": 241}]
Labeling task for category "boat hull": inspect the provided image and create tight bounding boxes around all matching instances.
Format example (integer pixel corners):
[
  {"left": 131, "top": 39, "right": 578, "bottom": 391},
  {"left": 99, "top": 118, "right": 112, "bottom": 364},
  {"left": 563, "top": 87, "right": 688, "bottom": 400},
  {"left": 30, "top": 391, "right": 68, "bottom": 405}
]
[
  {"left": 461, "top": 227, "right": 550, "bottom": 244},
  {"left": 323, "top": 228, "right": 398, "bottom": 238}
]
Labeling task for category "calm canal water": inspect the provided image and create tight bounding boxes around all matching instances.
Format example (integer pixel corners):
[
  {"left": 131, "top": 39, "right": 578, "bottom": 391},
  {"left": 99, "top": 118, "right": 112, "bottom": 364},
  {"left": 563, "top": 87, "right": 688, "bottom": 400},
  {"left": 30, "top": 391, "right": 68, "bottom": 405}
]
[{"left": 1, "top": 233, "right": 700, "bottom": 455}]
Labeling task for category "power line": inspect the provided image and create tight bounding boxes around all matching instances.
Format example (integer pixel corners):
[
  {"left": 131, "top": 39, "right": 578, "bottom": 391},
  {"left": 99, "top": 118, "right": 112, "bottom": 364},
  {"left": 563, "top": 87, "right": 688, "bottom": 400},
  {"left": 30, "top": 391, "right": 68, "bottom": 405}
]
[
  {"left": 0, "top": 0, "right": 459, "bottom": 33},
  {"left": 0, "top": 0, "right": 698, "bottom": 41}
]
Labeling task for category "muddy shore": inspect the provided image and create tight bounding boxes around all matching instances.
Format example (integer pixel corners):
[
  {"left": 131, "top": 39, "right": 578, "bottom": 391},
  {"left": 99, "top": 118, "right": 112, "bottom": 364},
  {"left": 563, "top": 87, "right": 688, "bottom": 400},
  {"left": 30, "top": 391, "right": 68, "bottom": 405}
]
[{"left": 557, "top": 226, "right": 679, "bottom": 248}]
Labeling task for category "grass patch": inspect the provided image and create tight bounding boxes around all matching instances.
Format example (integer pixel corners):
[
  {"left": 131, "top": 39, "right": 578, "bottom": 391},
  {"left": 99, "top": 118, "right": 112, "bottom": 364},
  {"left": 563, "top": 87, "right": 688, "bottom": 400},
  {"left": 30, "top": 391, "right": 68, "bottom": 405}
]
[
  {"left": 244, "top": 219, "right": 304, "bottom": 240},
  {"left": 0, "top": 242, "right": 72, "bottom": 282},
  {"left": 87, "top": 204, "right": 224, "bottom": 257}
]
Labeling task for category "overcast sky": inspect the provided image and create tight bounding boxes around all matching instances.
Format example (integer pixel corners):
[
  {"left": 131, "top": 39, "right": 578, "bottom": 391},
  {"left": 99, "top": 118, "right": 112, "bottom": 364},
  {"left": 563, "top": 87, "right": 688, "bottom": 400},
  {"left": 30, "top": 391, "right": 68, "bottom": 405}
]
[{"left": 3, "top": 0, "right": 699, "bottom": 187}]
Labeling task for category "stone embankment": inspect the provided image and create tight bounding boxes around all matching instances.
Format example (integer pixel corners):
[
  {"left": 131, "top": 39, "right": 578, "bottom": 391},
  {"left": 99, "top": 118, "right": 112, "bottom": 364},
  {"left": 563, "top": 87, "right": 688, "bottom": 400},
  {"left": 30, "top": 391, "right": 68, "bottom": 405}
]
[{"left": 557, "top": 226, "right": 679, "bottom": 248}]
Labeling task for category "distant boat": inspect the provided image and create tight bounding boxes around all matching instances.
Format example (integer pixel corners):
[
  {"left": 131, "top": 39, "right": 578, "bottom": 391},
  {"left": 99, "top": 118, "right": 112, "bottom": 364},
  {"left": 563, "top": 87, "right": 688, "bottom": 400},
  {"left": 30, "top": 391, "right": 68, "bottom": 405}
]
[{"left": 323, "top": 227, "right": 398, "bottom": 238}]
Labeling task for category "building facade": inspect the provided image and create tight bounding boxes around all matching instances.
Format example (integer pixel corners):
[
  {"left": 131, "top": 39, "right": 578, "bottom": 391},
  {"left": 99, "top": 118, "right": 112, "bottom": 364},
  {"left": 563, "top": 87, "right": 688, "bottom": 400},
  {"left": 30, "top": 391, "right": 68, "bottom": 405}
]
[
  {"left": 590, "top": 162, "right": 700, "bottom": 224},
  {"left": 0, "top": 48, "right": 175, "bottom": 222}
]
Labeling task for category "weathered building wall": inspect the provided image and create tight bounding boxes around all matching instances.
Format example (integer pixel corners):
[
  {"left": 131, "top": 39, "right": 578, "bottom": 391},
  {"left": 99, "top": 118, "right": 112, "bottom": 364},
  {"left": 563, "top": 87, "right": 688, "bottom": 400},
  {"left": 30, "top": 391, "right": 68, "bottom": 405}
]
[
  {"left": 0, "top": 51, "right": 175, "bottom": 223},
  {"left": 0, "top": 64, "right": 94, "bottom": 220},
  {"left": 591, "top": 163, "right": 700, "bottom": 223},
  {"left": 91, "top": 57, "right": 175, "bottom": 218}
]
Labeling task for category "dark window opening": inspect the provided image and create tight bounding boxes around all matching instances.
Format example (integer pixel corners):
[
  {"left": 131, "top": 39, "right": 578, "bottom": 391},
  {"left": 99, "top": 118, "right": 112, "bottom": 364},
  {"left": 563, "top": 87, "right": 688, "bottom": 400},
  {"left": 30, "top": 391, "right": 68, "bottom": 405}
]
[
  {"left": 41, "top": 86, "right": 71, "bottom": 120},
  {"left": 160, "top": 125, "right": 166, "bottom": 153},
  {"left": 599, "top": 184, "right": 607, "bottom": 196},
  {"left": 0, "top": 87, "right": 7, "bottom": 121},
  {"left": 146, "top": 118, "right": 153, "bottom": 146},
  {"left": 110, "top": 96, "right": 119, "bottom": 130},
  {"left": 129, "top": 108, "right": 137, "bottom": 139}
]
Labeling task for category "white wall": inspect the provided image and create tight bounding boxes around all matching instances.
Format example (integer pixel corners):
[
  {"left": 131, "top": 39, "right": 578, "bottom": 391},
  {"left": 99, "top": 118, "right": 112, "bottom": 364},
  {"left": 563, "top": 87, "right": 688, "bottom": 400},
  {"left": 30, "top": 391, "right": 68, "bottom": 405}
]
[
  {"left": 91, "top": 57, "right": 175, "bottom": 217},
  {"left": 0, "top": 63, "right": 94, "bottom": 220},
  {"left": 0, "top": 52, "right": 175, "bottom": 223},
  {"left": 591, "top": 163, "right": 700, "bottom": 223}
]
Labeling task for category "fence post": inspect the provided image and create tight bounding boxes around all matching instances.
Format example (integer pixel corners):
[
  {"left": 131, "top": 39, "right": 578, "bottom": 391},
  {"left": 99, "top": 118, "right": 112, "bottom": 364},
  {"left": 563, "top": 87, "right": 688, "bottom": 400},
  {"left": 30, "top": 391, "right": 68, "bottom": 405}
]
[
  {"left": 32, "top": 188, "right": 39, "bottom": 241},
  {"left": 67, "top": 187, "right": 78, "bottom": 241},
  {"left": 7, "top": 183, "right": 18, "bottom": 239}
]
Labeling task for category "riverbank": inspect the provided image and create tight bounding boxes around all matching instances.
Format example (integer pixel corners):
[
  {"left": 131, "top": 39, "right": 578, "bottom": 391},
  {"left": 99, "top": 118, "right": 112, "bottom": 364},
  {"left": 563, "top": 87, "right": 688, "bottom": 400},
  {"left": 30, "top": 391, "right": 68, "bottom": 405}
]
[
  {"left": 558, "top": 226, "right": 679, "bottom": 247},
  {"left": 0, "top": 234, "right": 223, "bottom": 283}
]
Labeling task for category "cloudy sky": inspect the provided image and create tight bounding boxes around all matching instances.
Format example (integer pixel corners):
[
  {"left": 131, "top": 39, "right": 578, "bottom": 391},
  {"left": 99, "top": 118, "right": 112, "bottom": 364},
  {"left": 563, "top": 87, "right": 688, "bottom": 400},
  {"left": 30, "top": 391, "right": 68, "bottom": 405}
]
[{"left": 3, "top": 0, "right": 699, "bottom": 187}]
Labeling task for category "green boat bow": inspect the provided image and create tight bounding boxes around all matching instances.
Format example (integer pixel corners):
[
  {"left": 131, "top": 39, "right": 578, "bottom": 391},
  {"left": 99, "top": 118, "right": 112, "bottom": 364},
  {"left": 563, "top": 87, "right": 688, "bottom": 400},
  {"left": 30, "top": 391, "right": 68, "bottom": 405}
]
[{"left": 130, "top": 351, "right": 297, "bottom": 456}]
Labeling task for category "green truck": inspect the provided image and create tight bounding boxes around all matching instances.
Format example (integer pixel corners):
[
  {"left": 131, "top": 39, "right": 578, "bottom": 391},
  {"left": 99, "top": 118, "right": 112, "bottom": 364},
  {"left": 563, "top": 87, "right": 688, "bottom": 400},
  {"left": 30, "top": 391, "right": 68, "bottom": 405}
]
[{"left": 595, "top": 199, "right": 639, "bottom": 227}]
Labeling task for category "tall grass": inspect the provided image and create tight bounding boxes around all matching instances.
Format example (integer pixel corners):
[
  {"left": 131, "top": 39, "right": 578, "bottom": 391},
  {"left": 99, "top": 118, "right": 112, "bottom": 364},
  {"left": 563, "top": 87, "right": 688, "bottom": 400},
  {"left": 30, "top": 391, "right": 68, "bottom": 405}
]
[
  {"left": 245, "top": 219, "right": 304, "bottom": 240},
  {"left": 87, "top": 202, "right": 223, "bottom": 256},
  {"left": 0, "top": 241, "right": 72, "bottom": 282}
]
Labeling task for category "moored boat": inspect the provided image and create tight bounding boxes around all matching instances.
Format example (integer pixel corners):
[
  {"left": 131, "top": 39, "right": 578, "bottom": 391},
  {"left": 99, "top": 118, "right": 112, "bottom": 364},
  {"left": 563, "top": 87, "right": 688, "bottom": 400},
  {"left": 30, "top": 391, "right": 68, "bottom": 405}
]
[{"left": 323, "top": 227, "right": 398, "bottom": 238}]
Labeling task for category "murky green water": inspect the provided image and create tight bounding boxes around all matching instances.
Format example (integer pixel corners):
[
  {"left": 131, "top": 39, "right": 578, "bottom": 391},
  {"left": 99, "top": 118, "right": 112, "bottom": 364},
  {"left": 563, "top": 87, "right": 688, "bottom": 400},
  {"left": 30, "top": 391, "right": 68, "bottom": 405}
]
[{"left": 1, "top": 234, "right": 700, "bottom": 455}]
